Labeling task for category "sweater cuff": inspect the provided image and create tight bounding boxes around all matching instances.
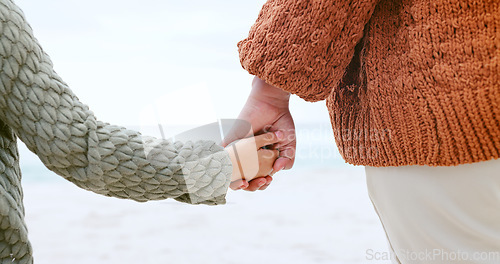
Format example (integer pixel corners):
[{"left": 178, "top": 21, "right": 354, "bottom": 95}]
[
  {"left": 238, "top": 0, "right": 380, "bottom": 102},
  {"left": 173, "top": 142, "right": 232, "bottom": 205}
]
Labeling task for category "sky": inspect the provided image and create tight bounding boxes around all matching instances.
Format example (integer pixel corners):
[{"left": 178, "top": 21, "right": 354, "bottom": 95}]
[{"left": 14, "top": 0, "right": 332, "bottom": 131}]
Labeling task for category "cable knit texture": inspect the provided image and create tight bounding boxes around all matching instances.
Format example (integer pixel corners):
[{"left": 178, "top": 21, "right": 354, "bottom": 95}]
[
  {"left": 239, "top": 0, "right": 500, "bottom": 167},
  {"left": 0, "top": 0, "right": 232, "bottom": 262}
]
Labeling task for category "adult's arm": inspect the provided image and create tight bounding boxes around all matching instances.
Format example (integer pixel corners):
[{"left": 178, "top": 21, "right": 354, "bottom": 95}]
[
  {"left": 238, "top": 0, "right": 380, "bottom": 102},
  {"left": 233, "top": 0, "right": 380, "bottom": 191},
  {"left": 0, "top": 0, "right": 232, "bottom": 205}
]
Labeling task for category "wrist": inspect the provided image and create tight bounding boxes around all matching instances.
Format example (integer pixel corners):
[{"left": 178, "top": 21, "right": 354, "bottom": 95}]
[
  {"left": 225, "top": 147, "right": 242, "bottom": 182},
  {"left": 250, "top": 77, "right": 290, "bottom": 108}
]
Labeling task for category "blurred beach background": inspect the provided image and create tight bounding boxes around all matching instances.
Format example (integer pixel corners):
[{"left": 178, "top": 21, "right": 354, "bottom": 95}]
[{"left": 14, "top": 0, "right": 389, "bottom": 263}]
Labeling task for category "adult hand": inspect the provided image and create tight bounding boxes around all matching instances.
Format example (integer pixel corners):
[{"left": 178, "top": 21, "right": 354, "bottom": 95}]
[{"left": 223, "top": 77, "right": 296, "bottom": 191}]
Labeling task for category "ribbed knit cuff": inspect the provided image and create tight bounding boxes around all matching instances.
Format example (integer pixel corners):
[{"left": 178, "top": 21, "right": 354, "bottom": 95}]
[
  {"left": 173, "top": 144, "right": 233, "bottom": 205},
  {"left": 329, "top": 87, "right": 500, "bottom": 167}
]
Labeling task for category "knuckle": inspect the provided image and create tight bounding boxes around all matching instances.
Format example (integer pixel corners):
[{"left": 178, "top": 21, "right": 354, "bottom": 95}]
[{"left": 264, "top": 150, "right": 275, "bottom": 159}]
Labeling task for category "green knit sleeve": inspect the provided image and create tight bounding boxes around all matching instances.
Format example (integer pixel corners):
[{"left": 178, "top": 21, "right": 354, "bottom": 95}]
[
  {"left": 0, "top": 0, "right": 232, "bottom": 205},
  {"left": 238, "top": 0, "right": 380, "bottom": 102}
]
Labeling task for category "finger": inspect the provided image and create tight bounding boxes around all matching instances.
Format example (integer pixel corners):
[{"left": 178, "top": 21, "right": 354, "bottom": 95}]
[
  {"left": 270, "top": 165, "right": 280, "bottom": 175},
  {"left": 259, "top": 149, "right": 280, "bottom": 160},
  {"left": 259, "top": 176, "right": 273, "bottom": 190},
  {"left": 257, "top": 149, "right": 279, "bottom": 177},
  {"left": 260, "top": 184, "right": 270, "bottom": 191},
  {"left": 229, "top": 181, "right": 242, "bottom": 190},
  {"left": 229, "top": 179, "right": 249, "bottom": 190},
  {"left": 273, "top": 157, "right": 293, "bottom": 172},
  {"left": 267, "top": 127, "right": 295, "bottom": 150},
  {"left": 276, "top": 146, "right": 295, "bottom": 170},
  {"left": 242, "top": 177, "right": 267, "bottom": 192},
  {"left": 254, "top": 131, "right": 283, "bottom": 148}
]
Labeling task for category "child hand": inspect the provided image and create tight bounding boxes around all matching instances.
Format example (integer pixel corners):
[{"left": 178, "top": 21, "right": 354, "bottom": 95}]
[{"left": 225, "top": 131, "right": 283, "bottom": 183}]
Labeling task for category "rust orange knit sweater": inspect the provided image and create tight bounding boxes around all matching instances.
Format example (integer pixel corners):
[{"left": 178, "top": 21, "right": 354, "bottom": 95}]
[{"left": 238, "top": 0, "right": 500, "bottom": 167}]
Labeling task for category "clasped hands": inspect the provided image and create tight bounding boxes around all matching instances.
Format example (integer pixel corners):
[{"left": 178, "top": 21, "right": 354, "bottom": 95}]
[{"left": 223, "top": 77, "right": 296, "bottom": 191}]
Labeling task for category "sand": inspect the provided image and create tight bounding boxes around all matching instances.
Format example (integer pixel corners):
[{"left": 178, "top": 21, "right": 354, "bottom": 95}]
[{"left": 22, "top": 167, "right": 390, "bottom": 264}]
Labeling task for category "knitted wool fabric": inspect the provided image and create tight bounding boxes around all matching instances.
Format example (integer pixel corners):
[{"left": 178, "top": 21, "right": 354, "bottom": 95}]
[
  {"left": 239, "top": 0, "right": 500, "bottom": 167},
  {"left": 0, "top": 0, "right": 232, "bottom": 262}
]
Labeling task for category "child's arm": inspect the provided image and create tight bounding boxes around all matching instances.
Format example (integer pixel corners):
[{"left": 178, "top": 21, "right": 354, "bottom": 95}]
[{"left": 0, "top": 0, "right": 233, "bottom": 205}]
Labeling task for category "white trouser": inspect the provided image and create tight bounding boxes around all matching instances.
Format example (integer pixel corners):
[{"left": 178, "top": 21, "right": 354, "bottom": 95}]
[{"left": 365, "top": 159, "right": 500, "bottom": 264}]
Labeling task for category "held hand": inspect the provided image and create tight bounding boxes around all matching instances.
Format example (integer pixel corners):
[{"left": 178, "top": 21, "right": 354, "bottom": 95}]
[
  {"left": 224, "top": 77, "right": 296, "bottom": 191},
  {"left": 225, "top": 132, "right": 283, "bottom": 183}
]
